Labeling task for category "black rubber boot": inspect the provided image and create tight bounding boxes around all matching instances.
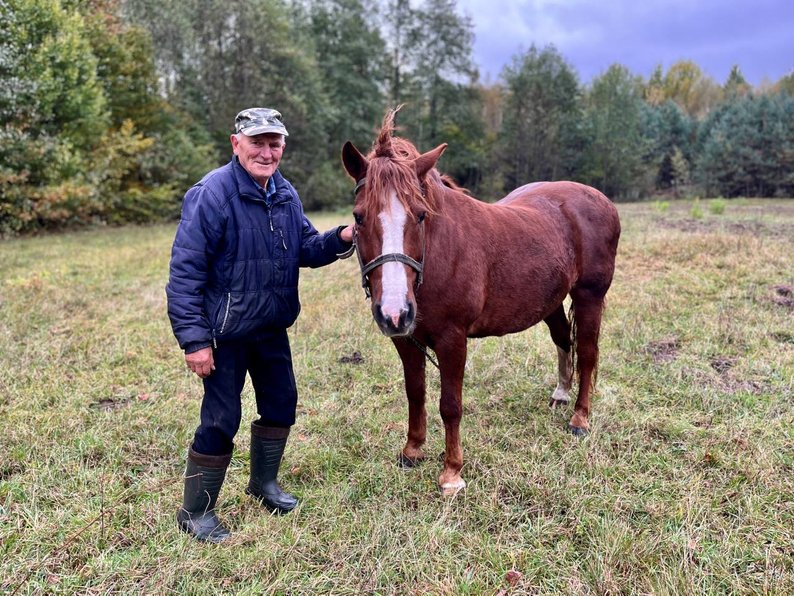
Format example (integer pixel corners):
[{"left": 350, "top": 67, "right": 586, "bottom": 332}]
[
  {"left": 245, "top": 423, "right": 299, "bottom": 514},
  {"left": 176, "top": 447, "right": 232, "bottom": 543}
]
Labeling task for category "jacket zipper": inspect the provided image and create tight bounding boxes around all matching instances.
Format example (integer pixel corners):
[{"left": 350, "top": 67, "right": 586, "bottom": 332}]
[
  {"left": 219, "top": 292, "right": 231, "bottom": 334},
  {"left": 267, "top": 205, "right": 287, "bottom": 250}
]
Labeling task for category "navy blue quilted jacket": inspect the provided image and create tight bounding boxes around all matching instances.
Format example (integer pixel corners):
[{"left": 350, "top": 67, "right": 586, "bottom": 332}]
[{"left": 166, "top": 157, "right": 350, "bottom": 353}]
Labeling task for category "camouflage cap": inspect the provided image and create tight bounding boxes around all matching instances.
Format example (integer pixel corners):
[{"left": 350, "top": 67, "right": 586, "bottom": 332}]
[{"left": 234, "top": 107, "right": 289, "bottom": 137}]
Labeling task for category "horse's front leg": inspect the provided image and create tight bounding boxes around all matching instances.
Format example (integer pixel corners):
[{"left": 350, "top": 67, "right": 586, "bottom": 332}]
[
  {"left": 435, "top": 332, "right": 468, "bottom": 495},
  {"left": 393, "top": 338, "right": 427, "bottom": 467}
]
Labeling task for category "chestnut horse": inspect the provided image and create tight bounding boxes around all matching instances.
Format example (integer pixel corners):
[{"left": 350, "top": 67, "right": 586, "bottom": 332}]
[{"left": 342, "top": 110, "right": 620, "bottom": 495}]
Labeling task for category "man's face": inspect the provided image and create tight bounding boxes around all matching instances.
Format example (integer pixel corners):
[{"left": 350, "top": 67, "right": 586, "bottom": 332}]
[{"left": 231, "top": 133, "right": 285, "bottom": 186}]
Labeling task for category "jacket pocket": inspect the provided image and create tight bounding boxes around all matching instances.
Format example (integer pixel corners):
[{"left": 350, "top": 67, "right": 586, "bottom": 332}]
[{"left": 214, "top": 292, "right": 232, "bottom": 334}]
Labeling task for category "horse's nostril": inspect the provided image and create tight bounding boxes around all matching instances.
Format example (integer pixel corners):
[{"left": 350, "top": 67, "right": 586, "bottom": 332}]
[{"left": 372, "top": 301, "right": 416, "bottom": 336}]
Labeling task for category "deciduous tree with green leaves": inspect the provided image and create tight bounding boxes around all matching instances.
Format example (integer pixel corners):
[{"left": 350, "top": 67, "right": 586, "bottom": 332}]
[
  {"left": 498, "top": 45, "right": 581, "bottom": 191},
  {"left": 0, "top": 0, "right": 216, "bottom": 234},
  {"left": 579, "top": 64, "right": 648, "bottom": 199},
  {"left": 0, "top": 0, "right": 106, "bottom": 233},
  {"left": 306, "top": 0, "right": 388, "bottom": 150},
  {"left": 410, "top": 0, "right": 477, "bottom": 145}
]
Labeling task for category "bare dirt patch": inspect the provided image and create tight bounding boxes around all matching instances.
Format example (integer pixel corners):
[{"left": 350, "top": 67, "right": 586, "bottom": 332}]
[
  {"left": 720, "top": 378, "right": 766, "bottom": 395},
  {"left": 770, "top": 284, "right": 794, "bottom": 310},
  {"left": 0, "top": 462, "right": 25, "bottom": 481},
  {"left": 339, "top": 351, "right": 364, "bottom": 364},
  {"left": 686, "top": 367, "right": 766, "bottom": 396},
  {"left": 710, "top": 356, "right": 736, "bottom": 374},
  {"left": 89, "top": 397, "right": 131, "bottom": 411},
  {"left": 646, "top": 337, "right": 680, "bottom": 364}
]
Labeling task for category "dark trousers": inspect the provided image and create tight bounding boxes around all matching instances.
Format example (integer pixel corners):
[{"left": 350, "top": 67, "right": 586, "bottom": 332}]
[{"left": 192, "top": 329, "right": 298, "bottom": 456}]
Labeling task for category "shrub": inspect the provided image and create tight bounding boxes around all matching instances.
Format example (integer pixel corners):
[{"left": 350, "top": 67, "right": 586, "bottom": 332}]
[
  {"left": 690, "top": 197, "right": 703, "bottom": 219},
  {"left": 709, "top": 198, "right": 727, "bottom": 215}
]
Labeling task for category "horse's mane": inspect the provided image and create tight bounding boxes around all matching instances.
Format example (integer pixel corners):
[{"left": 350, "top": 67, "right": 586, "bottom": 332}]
[{"left": 362, "top": 108, "right": 457, "bottom": 215}]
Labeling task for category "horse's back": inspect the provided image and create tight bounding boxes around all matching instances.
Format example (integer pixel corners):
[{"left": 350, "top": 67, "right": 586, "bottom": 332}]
[
  {"left": 497, "top": 181, "right": 549, "bottom": 204},
  {"left": 499, "top": 181, "right": 619, "bottom": 234},
  {"left": 499, "top": 181, "right": 609, "bottom": 212},
  {"left": 498, "top": 181, "right": 621, "bottom": 293}
]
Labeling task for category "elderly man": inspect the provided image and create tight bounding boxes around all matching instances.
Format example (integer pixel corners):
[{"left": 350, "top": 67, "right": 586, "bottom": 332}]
[{"left": 166, "top": 107, "right": 353, "bottom": 542}]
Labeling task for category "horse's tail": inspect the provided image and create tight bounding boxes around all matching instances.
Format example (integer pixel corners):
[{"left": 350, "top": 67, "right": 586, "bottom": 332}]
[
  {"left": 567, "top": 301, "right": 578, "bottom": 387},
  {"left": 568, "top": 299, "right": 604, "bottom": 391}
]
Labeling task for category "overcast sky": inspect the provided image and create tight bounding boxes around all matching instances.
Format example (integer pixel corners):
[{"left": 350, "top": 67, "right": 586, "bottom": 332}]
[{"left": 456, "top": 0, "right": 794, "bottom": 86}]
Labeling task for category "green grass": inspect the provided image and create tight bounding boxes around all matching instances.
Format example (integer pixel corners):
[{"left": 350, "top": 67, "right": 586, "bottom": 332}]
[{"left": 1, "top": 200, "right": 793, "bottom": 594}]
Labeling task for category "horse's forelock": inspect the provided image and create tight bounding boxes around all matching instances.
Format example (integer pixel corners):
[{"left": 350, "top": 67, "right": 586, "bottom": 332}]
[
  {"left": 363, "top": 109, "right": 445, "bottom": 216},
  {"left": 365, "top": 156, "right": 422, "bottom": 215},
  {"left": 374, "top": 108, "right": 398, "bottom": 158},
  {"left": 362, "top": 157, "right": 446, "bottom": 220}
]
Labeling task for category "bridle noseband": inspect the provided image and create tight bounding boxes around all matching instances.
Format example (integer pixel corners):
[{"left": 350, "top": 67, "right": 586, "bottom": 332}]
[{"left": 343, "top": 176, "right": 426, "bottom": 300}]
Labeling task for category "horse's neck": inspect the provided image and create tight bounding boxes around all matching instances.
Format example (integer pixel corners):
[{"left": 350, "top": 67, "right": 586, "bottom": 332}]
[
  {"left": 429, "top": 187, "right": 491, "bottom": 247},
  {"left": 434, "top": 185, "right": 490, "bottom": 222}
]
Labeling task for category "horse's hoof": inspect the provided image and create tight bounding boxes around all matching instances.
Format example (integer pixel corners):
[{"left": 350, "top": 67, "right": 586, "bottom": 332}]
[
  {"left": 438, "top": 479, "right": 466, "bottom": 497},
  {"left": 398, "top": 453, "right": 425, "bottom": 468},
  {"left": 549, "top": 387, "right": 571, "bottom": 408},
  {"left": 568, "top": 424, "right": 589, "bottom": 438}
]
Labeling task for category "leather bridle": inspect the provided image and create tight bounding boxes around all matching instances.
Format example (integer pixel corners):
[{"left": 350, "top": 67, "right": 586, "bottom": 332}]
[
  {"left": 344, "top": 176, "right": 426, "bottom": 300},
  {"left": 340, "top": 176, "right": 439, "bottom": 369}
]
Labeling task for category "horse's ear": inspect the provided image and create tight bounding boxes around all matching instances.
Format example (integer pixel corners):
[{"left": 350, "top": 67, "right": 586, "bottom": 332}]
[
  {"left": 342, "top": 141, "right": 369, "bottom": 181},
  {"left": 414, "top": 143, "right": 447, "bottom": 179}
]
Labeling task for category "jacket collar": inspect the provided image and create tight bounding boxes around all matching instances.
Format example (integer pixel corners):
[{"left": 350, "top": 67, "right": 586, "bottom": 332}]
[{"left": 232, "top": 156, "right": 290, "bottom": 204}]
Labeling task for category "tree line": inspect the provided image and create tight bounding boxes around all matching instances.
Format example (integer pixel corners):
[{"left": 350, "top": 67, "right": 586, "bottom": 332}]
[{"left": 1, "top": 0, "right": 793, "bottom": 235}]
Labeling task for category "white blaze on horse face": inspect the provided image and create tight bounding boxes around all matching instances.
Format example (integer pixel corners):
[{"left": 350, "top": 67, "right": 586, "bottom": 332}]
[{"left": 378, "top": 191, "right": 410, "bottom": 325}]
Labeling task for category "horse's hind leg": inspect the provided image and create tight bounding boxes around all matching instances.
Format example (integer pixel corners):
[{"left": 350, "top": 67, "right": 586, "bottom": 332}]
[
  {"left": 544, "top": 304, "right": 573, "bottom": 408},
  {"left": 568, "top": 288, "right": 607, "bottom": 437}
]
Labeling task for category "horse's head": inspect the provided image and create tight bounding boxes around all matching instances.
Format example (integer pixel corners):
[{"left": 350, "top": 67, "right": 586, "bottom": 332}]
[{"left": 342, "top": 108, "right": 446, "bottom": 337}]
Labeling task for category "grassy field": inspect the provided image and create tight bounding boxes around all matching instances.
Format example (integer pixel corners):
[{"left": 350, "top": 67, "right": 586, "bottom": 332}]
[{"left": 1, "top": 198, "right": 792, "bottom": 594}]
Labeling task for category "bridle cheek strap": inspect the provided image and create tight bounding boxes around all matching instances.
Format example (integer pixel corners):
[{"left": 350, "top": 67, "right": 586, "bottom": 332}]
[{"left": 347, "top": 176, "right": 427, "bottom": 299}]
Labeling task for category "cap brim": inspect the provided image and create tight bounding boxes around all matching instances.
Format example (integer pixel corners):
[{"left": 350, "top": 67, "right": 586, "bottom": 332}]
[{"left": 240, "top": 125, "right": 289, "bottom": 137}]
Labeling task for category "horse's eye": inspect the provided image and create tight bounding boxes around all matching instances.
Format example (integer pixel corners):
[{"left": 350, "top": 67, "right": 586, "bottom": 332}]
[
  {"left": 354, "top": 213, "right": 364, "bottom": 226},
  {"left": 417, "top": 212, "right": 426, "bottom": 223}
]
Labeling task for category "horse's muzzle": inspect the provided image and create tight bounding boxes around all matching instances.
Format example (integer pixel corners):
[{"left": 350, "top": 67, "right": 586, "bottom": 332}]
[{"left": 373, "top": 301, "right": 416, "bottom": 337}]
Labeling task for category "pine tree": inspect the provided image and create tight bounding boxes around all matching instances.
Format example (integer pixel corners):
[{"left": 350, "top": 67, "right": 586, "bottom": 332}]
[
  {"left": 695, "top": 93, "right": 794, "bottom": 197},
  {"left": 724, "top": 65, "right": 751, "bottom": 100},
  {"left": 669, "top": 146, "right": 690, "bottom": 197}
]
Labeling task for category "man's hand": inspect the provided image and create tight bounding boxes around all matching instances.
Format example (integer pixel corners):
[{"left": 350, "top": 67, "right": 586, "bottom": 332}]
[
  {"left": 340, "top": 225, "right": 353, "bottom": 243},
  {"left": 185, "top": 347, "right": 215, "bottom": 378}
]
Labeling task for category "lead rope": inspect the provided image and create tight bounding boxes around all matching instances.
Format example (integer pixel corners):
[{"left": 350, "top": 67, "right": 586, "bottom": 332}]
[
  {"left": 406, "top": 220, "right": 435, "bottom": 369},
  {"left": 407, "top": 335, "right": 440, "bottom": 370}
]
